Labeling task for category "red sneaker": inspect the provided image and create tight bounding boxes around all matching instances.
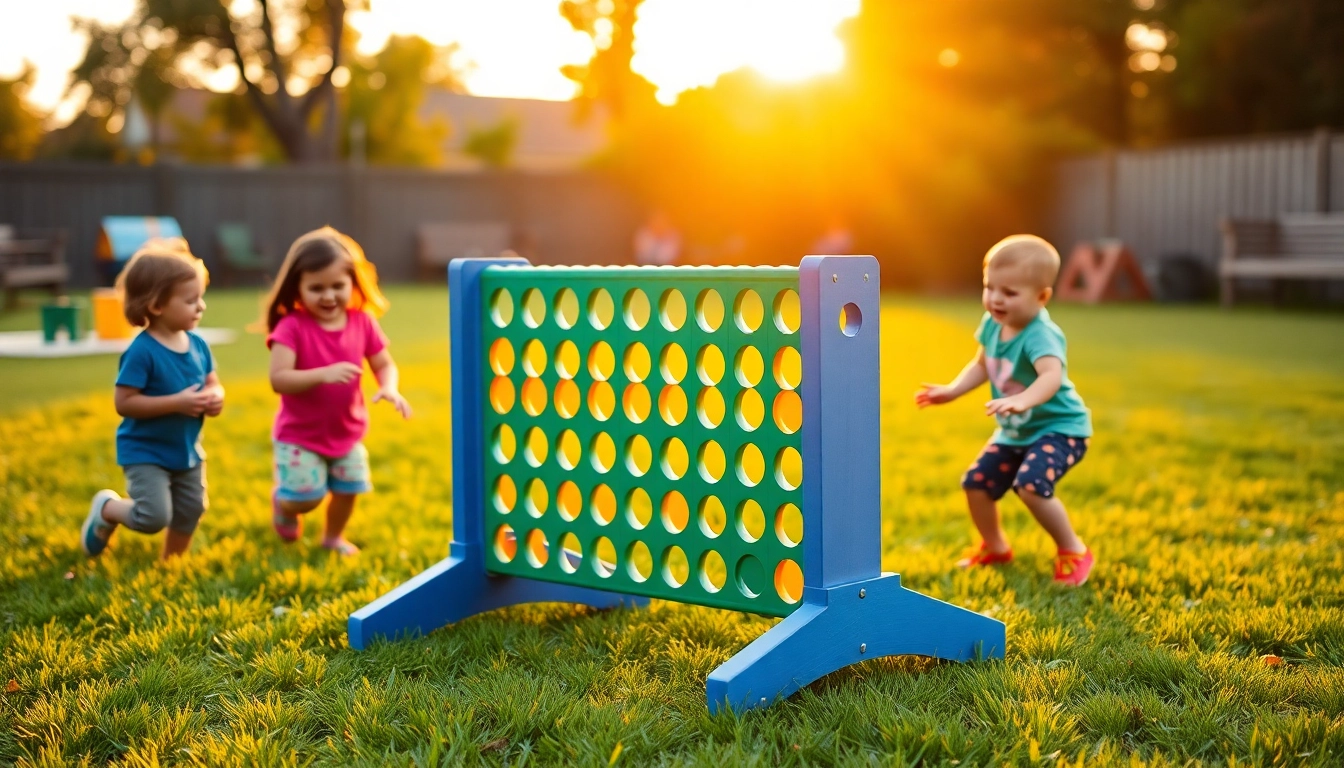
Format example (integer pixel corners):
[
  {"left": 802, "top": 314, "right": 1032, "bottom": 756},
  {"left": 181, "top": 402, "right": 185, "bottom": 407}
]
[
  {"left": 1054, "top": 548, "right": 1094, "bottom": 586},
  {"left": 956, "top": 543, "right": 1014, "bottom": 568}
]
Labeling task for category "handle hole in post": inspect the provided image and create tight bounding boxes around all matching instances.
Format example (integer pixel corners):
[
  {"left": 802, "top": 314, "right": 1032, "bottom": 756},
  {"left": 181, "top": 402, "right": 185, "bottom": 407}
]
[{"left": 839, "top": 302, "right": 863, "bottom": 337}]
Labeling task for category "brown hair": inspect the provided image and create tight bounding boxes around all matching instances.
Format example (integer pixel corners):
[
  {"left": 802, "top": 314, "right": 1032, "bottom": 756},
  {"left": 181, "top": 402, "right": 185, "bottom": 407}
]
[
  {"left": 259, "top": 226, "right": 389, "bottom": 332},
  {"left": 983, "top": 234, "right": 1061, "bottom": 289},
  {"left": 115, "top": 238, "right": 210, "bottom": 327}
]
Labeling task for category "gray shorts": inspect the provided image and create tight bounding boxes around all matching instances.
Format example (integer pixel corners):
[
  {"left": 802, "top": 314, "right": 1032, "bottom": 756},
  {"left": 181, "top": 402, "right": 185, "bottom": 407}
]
[{"left": 123, "top": 463, "right": 209, "bottom": 535}]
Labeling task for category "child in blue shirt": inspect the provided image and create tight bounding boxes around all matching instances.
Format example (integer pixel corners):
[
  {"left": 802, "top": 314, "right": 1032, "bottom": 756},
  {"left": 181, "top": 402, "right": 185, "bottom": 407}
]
[
  {"left": 80, "top": 239, "right": 224, "bottom": 559},
  {"left": 916, "top": 235, "right": 1095, "bottom": 586}
]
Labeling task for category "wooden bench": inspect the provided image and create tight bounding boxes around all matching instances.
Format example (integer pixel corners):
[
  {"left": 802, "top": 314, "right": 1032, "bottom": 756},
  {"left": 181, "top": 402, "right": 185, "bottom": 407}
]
[
  {"left": 417, "top": 222, "right": 511, "bottom": 281},
  {"left": 0, "top": 227, "right": 70, "bottom": 311},
  {"left": 1220, "top": 214, "right": 1344, "bottom": 306}
]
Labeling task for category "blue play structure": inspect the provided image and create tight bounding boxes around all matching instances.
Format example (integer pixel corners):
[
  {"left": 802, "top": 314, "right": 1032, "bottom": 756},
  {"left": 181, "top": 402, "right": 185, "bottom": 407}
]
[
  {"left": 95, "top": 216, "right": 184, "bottom": 284},
  {"left": 349, "top": 254, "right": 1005, "bottom": 713}
]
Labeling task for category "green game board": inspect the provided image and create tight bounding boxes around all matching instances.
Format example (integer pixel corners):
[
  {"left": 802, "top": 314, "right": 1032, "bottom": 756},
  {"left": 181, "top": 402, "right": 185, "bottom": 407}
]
[{"left": 479, "top": 267, "right": 805, "bottom": 617}]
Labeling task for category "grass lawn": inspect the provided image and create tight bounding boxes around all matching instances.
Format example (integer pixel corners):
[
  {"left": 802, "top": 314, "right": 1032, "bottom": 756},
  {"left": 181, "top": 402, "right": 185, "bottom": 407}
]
[{"left": 2, "top": 288, "right": 1342, "bottom": 766}]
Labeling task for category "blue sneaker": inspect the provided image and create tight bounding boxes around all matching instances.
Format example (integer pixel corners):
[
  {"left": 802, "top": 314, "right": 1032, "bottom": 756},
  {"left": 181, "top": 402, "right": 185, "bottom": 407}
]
[{"left": 82, "top": 490, "right": 120, "bottom": 557}]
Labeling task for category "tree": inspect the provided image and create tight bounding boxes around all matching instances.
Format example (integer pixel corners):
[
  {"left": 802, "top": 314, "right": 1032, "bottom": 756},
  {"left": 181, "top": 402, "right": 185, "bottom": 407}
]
[
  {"left": 172, "top": 91, "right": 282, "bottom": 164},
  {"left": 342, "top": 35, "right": 458, "bottom": 166},
  {"left": 593, "top": 0, "right": 1141, "bottom": 284},
  {"left": 70, "top": 20, "right": 180, "bottom": 155},
  {"left": 0, "top": 64, "right": 45, "bottom": 161},
  {"left": 559, "top": 0, "right": 656, "bottom": 121},
  {"left": 1158, "top": 0, "right": 1344, "bottom": 137},
  {"left": 586, "top": 0, "right": 1343, "bottom": 287},
  {"left": 71, "top": 0, "right": 359, "bottom": 163},
  {"left": 463, "top": 118, "right": 519, "bottom": 169}
]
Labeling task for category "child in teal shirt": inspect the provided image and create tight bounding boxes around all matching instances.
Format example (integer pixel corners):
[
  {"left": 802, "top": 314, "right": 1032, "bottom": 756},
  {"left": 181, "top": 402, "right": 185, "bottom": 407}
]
[
  {"left": 81, "top": 240, "right": 224, "bottom": 560},
  {"left": 916, "top": 234, "right": 1095, "bottom": 586}
]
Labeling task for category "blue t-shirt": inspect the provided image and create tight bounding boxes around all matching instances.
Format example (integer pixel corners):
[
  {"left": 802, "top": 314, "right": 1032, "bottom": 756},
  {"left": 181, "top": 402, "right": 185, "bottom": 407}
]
[
  {"left": 115, "top": 331, "right": 215, "bottom": 470},
  {"left": 976, "top": 308, "right": 1092, "bottom": 446}
]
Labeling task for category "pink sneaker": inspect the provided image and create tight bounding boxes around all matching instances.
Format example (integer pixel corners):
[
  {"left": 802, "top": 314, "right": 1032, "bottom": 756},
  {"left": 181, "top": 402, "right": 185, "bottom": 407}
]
[
  {"left": 1054, "top": 548, "right": 1094, "bottom": 586},
  {"left": 956, "top": 542, "right": 1014, "bottom": 568},
  {"left": 272, "top": 493, "right": 300, "bottom": 543}
]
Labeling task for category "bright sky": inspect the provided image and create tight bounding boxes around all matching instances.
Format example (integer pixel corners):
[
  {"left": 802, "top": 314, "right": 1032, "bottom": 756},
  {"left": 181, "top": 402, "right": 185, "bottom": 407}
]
[{"left": 0, "top": 0, "right": 859, "bottom": 125}]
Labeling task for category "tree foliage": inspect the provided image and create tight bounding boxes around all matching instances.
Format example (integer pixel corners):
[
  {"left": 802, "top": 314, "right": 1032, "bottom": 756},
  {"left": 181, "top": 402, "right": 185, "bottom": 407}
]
[
  {"left": 0, "top": 65, "right": 46, "bottom": 161},
  {"left": 462, "top": 118, "right": 519, "bottom": 169},
  {"left": 172, "top": 92, "right": 282, "bottom": 164},
  {"left": 342, "top": 35, "right": 457, "bottom": 167},
  {"left": 586, "top": 0, "right": 1344, "bottom": 285},
  {"left": 592, "top": 0, "right": 1139, "bottom": 283},
  {"left": 70, "top": 0, "right": 358, "bottom": 163},
  {"left": 1156, "top": 0, "right": 1344, "bottom": 137},
  {"left": 560, "top": 0, "right": 655, "bottom": 121}
]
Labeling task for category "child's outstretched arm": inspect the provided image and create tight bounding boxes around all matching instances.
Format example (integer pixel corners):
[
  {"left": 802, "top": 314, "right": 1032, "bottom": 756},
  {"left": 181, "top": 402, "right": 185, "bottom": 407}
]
[
  {"left": 915, "top": 347, "right": 988, "bottom": 408},
  {"left": 985, "top": 355, "right": 1062, "bottom": 416},
  {"left": 269, "top": 343, "right": 363, "bottom": 394},
  {"left": 369, "top": 349, "right": 412, "bottom": 419}
]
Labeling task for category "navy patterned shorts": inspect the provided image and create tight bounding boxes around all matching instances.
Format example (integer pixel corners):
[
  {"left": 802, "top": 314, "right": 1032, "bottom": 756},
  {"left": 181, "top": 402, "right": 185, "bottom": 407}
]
[{"left": 961, "top": 434, "right": 1089, "bottom": 500}]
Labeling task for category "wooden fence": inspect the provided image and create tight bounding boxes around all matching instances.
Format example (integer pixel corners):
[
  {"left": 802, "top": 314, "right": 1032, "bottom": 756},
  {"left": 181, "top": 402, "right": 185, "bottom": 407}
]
[
  {"left": 7, "top": 136, "right": 1343, "bottom": 292},
  {"left": 0, "top": 163, "right": 640, "bottom": 288},
  {"left": 1048, "top": 129, "right": 1344, "bottom": 276}
]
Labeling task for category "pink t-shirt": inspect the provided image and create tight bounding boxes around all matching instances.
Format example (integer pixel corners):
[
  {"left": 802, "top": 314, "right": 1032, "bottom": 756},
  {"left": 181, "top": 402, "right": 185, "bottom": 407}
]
[{"left": 267, "top": 309, "right": 388, "bottom": 458}]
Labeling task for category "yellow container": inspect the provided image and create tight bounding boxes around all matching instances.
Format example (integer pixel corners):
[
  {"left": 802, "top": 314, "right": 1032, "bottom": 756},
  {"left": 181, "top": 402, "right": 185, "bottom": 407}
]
[{"left": 92, "top": 288, "right": 136, "bottom": 340}]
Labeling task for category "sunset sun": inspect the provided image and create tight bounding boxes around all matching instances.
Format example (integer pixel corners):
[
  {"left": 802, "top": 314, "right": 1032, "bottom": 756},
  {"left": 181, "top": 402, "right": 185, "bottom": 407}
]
[{"left": 633, "top": 0, "right": 861, "bottom": 104}]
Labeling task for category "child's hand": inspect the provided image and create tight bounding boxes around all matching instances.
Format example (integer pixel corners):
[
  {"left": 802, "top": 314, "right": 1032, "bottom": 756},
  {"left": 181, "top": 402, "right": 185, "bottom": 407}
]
[
  {"left": 985, "top": 395, "right": 1030, "bottom": 416},
  {"left": 175, "top": 385, "right": 213, "bottom": 417},
  {"left": 204, "top": 387, "right": 225, "bottom": 417},
  {"left": 319, "top": 362, "right": 364, "bottom": 384},
  {"left": 373, "top": 388, "right": 413, "bottom": 419},
  {"left": 915, "top": 383, "right": 957, "bottom": 408}
]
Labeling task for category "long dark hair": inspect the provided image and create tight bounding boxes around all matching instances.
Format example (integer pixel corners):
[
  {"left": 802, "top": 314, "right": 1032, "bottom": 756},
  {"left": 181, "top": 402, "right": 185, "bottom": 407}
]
[{"left": 259, "top": 226, "right": 388, "bottom": 332}]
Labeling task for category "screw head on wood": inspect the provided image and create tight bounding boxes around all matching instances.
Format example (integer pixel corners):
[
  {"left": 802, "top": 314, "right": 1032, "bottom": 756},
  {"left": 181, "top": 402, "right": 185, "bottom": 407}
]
[
  {"left": 860, "top": 643, "right": 867, "bottom": 654},
  {"left": 832, "top": 274, "right": 838, "bottom": 282},
  {"left": 859, "top": 588, "right": 866, "bottom": 599},
  {"left": 864, "top": 274, "right": 869, "bottom": 282}
]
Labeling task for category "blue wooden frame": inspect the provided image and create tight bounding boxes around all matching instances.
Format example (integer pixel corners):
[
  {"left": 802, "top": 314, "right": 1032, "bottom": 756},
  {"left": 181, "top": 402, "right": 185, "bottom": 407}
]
[
  {"left": 348, "top": 254, "right": 1005, "bottom": 713},
  {"left": 705, "top": 255, "right": 1004, "bottom": 713},
  {"left": 348, "top": 257, "right": 646, "bottom": 650}
]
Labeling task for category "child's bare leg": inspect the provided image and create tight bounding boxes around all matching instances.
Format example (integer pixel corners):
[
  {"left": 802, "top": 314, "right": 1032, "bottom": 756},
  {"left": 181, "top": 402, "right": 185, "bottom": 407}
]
[
  {"left": 278, "top": 498, "right": 323, "bottom": 516},
  {"left": 322, "top": 492, "right": 358, "bottom": 551},
  {"left": 1016, "top": 489, "right": 1085, "bottom": 553},
  {"left": 98, "top": 498, "right": 136, "bottom": 527},
  {"left": 966, "top": 489, "right": 1011, "bottom": 553},
  {"left": 162, "top": 529, "right": 193, "bottom": 558}
]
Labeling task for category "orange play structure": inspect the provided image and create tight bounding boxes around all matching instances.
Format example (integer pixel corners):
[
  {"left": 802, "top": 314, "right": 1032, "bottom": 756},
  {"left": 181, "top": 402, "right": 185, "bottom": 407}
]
[{"left": 1055, "top": 241, "right": 1152, "bottom": 303}]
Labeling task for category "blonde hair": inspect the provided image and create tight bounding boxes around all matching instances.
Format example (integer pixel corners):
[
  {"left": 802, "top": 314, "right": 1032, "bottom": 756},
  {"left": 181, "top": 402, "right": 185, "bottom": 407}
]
[
  {"left": 258, "top": 226, "right": 389, "bottom": 332},
  {"left": 983, "top": 234, "right": 1061, "bottom": 289},
  {"left": 115, "top": 238, "right": 209, "bottom": 327}
]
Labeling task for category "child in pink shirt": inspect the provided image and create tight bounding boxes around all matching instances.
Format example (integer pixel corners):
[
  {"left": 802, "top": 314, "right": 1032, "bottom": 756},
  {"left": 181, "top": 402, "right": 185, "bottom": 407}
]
[{"left": 262, "top": 227, "right": 412, "bottom": 555}]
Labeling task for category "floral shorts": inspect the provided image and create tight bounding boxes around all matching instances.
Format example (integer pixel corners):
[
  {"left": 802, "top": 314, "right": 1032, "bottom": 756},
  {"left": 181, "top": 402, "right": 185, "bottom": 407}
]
[
  {"left": 961, "top": 434, "right": 1089, "bottom": 501},
  {"left": 273, "top": 441, "right": 372, "bottom": 502}
]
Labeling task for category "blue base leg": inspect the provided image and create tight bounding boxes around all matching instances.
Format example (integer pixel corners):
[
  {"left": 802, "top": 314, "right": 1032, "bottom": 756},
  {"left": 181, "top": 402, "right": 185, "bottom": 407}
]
[
  {"left": 706, "top": 573, "right": 1005, "bottom": 713},
  {"left": 349, "top": 543, "right": 648, "bottom": 650}
]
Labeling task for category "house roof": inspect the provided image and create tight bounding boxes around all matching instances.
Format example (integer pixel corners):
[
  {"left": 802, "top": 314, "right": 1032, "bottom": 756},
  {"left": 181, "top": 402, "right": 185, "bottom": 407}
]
[
  {"left": 121, "top": 87, "right": 608, "bottom": 169},
  {"left": 420, "top": 91, "right": 608, "bottom": 169}
]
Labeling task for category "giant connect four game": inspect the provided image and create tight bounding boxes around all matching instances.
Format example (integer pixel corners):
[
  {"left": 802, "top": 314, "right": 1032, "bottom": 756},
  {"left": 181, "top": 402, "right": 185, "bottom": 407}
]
[{"left": 350, "top": 255, "right": 1005, "bottom": 713}]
